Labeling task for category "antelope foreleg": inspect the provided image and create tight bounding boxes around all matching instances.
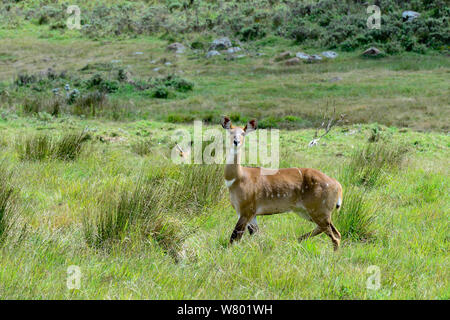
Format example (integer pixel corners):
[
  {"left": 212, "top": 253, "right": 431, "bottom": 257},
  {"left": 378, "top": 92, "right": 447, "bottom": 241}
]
[{"left": 230, "top": 216, "right": 250, "bottom": 244}]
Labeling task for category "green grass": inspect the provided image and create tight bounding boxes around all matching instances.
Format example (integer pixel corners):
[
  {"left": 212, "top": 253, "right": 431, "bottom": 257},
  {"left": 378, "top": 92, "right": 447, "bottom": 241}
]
[
  {"left": 0, "top": 117, "right": 448, "bottom": 299},
  {"left": 1, "top": 33, "right": 449, "bottom": 130},
  {"left": 0, "top": 15, "right": 449, "bottom": 299}
]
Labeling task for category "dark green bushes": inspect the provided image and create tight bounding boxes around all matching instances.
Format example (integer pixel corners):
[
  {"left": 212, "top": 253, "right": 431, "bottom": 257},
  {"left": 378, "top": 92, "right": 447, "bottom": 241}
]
[{"left": 3, "top": 1, "right": 448, "bottom": 54}]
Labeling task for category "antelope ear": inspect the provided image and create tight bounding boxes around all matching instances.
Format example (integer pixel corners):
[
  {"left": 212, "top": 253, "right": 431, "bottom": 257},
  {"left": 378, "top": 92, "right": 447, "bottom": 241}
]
[
  {"left": 221, "top": 116, "right": 232, "bottom": 129},
  {"left": 244, "top": 119, "right": 257, "bottom": 134}
]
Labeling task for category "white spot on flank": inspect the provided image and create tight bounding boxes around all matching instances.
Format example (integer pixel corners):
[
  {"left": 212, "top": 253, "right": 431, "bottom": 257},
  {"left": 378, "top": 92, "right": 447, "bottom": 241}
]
[{"left": 225, "top": 178, "right": 236, "bottom": 188}]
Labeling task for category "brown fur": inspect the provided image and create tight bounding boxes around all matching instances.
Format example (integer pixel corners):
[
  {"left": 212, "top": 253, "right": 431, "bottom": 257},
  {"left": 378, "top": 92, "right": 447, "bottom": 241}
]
[{"left": 222, "top": 117, "right": 343, "bottom": 251}]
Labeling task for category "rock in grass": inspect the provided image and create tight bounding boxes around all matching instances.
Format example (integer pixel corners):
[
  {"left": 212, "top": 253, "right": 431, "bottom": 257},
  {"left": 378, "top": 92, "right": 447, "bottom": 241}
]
[
  {"left": 209, "top": 37, "right": 232, "bottom": 51},
  {"left": 285, "top": 57, "right": 301, "bottom": 66},
  {"left": 206, "top": 50, "right": 221, "bottom": 58},
  {"left": 309, "top": 54, "right": 322, "bottom": 61},
  {"left": 167, "top": 42, "right": 186, "bottom": 54},
  {"left": 329, "top": 76, "right": 342, "bottom": 83},
  {"left": 321, "top": 51, "right": 338, "bottom": 59},
  {"left": 225, "top": 54, "right": 246, "bottom": 61},
  {"left": 402, "top": 11, "right": 420, "bottom": 22},
  {"left": 275, "top": 51, "right": 292, "bottom": 61},
  {"left": 362, "top": 47, "right": 382, "bottom": 57},
  {"left": 227, "top": 47, "right": 242, "bottom": 54},
  {"left": 296, "top": 52, "right": 311, "bottom": 60}
]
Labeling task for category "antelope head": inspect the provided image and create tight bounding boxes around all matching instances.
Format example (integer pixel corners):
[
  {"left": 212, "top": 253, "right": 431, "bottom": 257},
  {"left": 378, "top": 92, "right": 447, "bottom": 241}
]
[{"left": 221, "top": 116, "right": 257, "bottom": 153}]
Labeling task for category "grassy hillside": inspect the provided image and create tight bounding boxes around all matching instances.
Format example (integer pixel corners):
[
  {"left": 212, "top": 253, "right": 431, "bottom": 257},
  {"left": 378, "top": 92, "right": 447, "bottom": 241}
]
[
  {"left": 0, "top": 0, "right": 449, "bottom": 299},
  {"left": 1, "top": 0, "right": 448, "bottom": 53}
]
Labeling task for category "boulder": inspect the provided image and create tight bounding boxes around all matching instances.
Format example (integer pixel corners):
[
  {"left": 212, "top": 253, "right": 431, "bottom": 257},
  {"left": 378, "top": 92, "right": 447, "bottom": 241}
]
[
  {"left": 296, "top": 52, "right": 311, "bottom": 60},
  {"left": 321, "top": 51, "right": 338, "bottom": 59},
  {"left": 225, "top": 54, "right": 246, "bottom": 61},
  {"left": 402, "top": 11, "right": 420, "bottom": 22},
  {"left": 309, "top": 54, "right": 323, "bottom": 61},
  {"left": 362, "top": 47, "right": 382, "bottom": 57},
  {"left": 227, "top": 47, "right": 242, "bottom": 54},
  {"left": 209, "top": 37, "right": 232, "bottom": 50},
  {"left": 206, "top": 50, "right": 221, "bottom": 58},
  {"left": 167, "top": 42, "right": 186, "bottom": 54},
  {"left": 285, "top": 57, "right": 301, "bottom": 66}
]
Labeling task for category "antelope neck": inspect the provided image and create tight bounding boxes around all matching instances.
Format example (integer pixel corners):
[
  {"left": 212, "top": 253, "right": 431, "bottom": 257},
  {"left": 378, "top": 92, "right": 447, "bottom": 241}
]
[{"left": 225, "top": 147, "right": 243, "bottom": 181}]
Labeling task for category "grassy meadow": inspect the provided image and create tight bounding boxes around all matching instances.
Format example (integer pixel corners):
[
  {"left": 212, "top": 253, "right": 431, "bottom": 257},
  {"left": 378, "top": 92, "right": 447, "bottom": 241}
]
[{"left": 0, "top": 1, "right": 449, "bottom": 300}]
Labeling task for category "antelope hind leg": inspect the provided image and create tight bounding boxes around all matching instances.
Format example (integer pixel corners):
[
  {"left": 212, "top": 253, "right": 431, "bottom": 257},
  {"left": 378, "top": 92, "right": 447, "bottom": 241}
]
[
  {"left": 323, "top": 224, "right": 340, "bottom": 251},
  {"left": 298, "top": 226, "right": 322, "bottom": 242}
]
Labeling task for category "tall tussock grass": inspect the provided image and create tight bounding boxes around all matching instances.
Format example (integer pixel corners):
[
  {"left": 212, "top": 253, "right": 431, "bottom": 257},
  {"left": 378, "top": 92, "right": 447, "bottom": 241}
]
[
  {"left": 16, "top": 131, "right": 89, "bottom": 161},
  {"left": 53, "top": 132, "right": 90, "bottom": 160},
  {"left": 334, "top": 186, "right": 377, "bottom": 242},
  {"left": 73, "top": 91, "right": 107, "bottom": 117},
  {"left": 335, "top": 141, "right": 408, "bottom": 241},
  {"left": 22, "top": 96, "right": 62, "bottom": 116},
  {"left": 131, "top": 138, "right": 154, "bottom": 156},
  {"left": 341, "top": 141, "right": 409, "bottom": 188},
  {"left": 15, "top": 134, "right": 52, "bottom": 161},
  {"left": 168, "top": 164, "right": 225, "bottom": 213},
  {"left": 83, "top": 164, "right": 225, "bottom": 257},
  {"left": 0, "top": 164, "right": 22, "bottom": 245}
]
